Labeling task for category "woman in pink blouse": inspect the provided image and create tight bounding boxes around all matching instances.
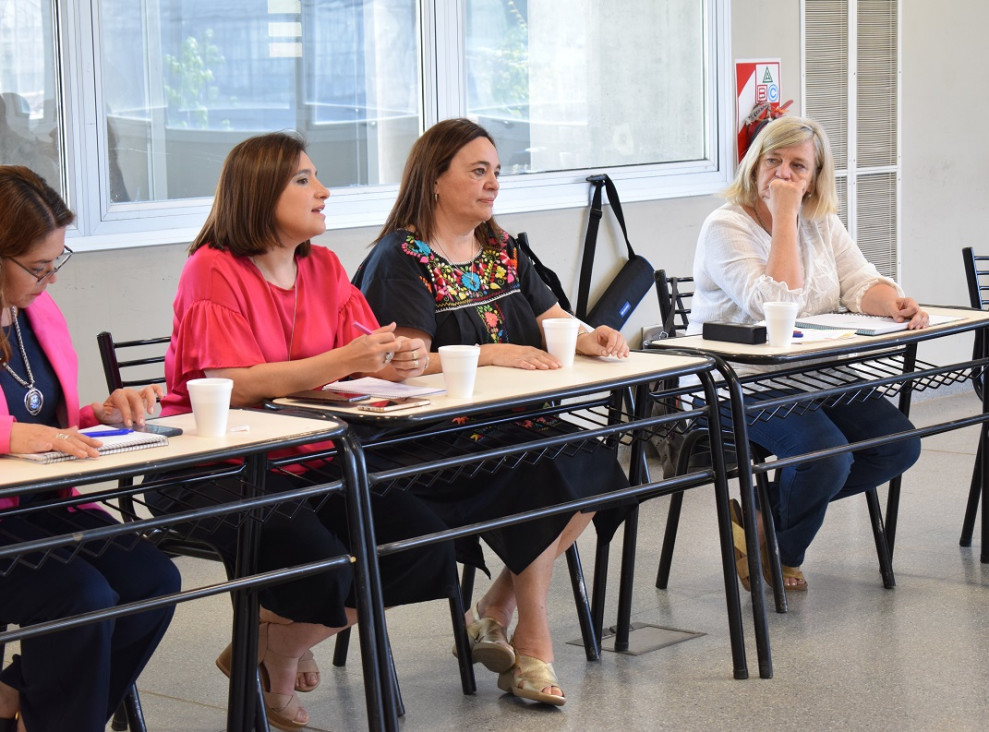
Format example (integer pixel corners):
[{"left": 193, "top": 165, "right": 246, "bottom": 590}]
[{"left": 147, "top": 133, "right": 455, "bottom": 731}]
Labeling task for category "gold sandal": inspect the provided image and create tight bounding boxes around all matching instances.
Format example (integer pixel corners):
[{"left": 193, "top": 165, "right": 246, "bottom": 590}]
[
  {"left": 497, "top": 649, "right": 566, "bottom": 706},
  {"left": 729, "top": 499, "right": 753, "bottom": 591},
  {"left": 731, "top": 499, "right": 808, "bottom": 592},
  {"left": 453, "top": 603, "right": 515, "bottom": 673}
]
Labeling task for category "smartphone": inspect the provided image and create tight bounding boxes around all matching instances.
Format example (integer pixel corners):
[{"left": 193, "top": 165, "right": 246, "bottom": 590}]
[
  {"left": 357, "top": 397, "right": 431, "bottom": 413},
  {"left": 285, "top": 389, "right": 371, "bottom": 404},
  {"left": 135, "top": 422, "right": 184, "bottom": 437}
]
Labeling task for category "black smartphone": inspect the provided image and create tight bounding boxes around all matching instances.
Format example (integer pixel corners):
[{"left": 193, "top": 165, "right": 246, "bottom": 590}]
[
  {"left": 135, "top": 422, "right": 183, "bottom": 437},
  {"left": 285, "top": 390, "right": 371, "bottom": 404},
  {"left": 357, "top": 397, "right": 431, "bottom": 413}
]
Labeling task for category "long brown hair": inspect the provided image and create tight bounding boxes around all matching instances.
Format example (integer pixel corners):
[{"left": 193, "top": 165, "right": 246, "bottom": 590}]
[
  {"left": 377, "top": 118, "right": 504, "bottom": 245},
  {"left": 0, "top": 165, "right": 75, "bottom": 362},
  {"left": 190, "top": 131, "right": 313, "bottom": 257}
]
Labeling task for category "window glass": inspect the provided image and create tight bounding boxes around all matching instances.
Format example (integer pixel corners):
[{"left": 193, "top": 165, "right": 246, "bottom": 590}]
[
  {"left": 99, "top": 0, "right": 420, "bottom": 204},
  {"left": 0, "top": 1, "right": 63, "bottom": 194},
  {"left": 466, "top": 0, "right": 708, "bottom": 174}
]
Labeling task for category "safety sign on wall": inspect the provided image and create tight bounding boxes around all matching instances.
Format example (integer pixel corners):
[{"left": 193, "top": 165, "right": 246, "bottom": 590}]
[{"left": 735, "top": 59, "right": 784, "bottom": 163}]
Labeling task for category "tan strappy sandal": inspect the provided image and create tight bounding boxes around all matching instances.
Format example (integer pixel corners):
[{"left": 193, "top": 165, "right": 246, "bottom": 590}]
[
  {"left": 452, "top": 603, "right": 515, "bottom": 672},
  {"left": 497, "top": 649, "right": 566, "bottom": 706}
]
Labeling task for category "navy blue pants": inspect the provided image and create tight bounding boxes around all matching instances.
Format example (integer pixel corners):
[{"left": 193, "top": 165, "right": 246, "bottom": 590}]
[
  {"left": 0, "top": 508, "right": 180, "bottom": 732},
  {"left": 745, "top": 395, "right": 921, "bottom": 566}
]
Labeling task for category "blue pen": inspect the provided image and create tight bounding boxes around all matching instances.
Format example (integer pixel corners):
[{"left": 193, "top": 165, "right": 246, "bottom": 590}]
[
  {"left": 85, "top": 428, "right": 133, "bottom": 437},
  {"left": 792, "top": 330, "right": 804, "bottom": 338}
]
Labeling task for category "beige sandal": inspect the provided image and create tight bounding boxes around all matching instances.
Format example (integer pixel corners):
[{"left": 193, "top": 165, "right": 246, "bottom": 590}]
[
  {"left": 295, "top": 649, "right": 320, "bottom": 693},
  {"left": 452, "top": 603, "right": 515, "bottom": 673},
  {"left": 497, "top": 649, "right": 566, "bottom": 706},
  {"left": 215, "top": 622, "right": 309, "bottom": 730},
  {"left": 731, "top": 499, "right": 809, "bottom": 592}
]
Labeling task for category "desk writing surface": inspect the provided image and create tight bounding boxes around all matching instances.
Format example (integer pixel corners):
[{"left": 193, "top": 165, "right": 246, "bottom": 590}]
[
  {"left": 285, "top": 350, "right": 710, "bottom": 423},
  {"left": 0, "top": 408, "right": 342, "bottom": 492},
  {"left": 650, "top": 306, "right": 989, "bottom": 363}
]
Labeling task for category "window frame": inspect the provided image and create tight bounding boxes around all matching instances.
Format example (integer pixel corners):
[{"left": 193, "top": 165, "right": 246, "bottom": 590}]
[{"left": 51, "top": 0, "right": 732, "bottom": 251}]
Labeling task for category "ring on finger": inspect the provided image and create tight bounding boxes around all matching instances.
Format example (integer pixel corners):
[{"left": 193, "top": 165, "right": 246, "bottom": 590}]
[
  {"left": 412, "top": 358, "right": 419, "bottom": 367},
  {"left": 56, "top": 433, "right": 69, "bottom": 440},
  {"left": 384, "top": 351, "right": 394, "bottom": 364}
]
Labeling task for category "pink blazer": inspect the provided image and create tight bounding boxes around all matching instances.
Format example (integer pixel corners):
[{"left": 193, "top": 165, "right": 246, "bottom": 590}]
[{"left": 1, "top": 293, "right": 99, "bottom": 513}]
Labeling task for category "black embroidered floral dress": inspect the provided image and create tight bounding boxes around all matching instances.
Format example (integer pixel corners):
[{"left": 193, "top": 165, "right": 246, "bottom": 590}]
[{"left": 354, "top": 227, "right": 628, "bottom": 573}]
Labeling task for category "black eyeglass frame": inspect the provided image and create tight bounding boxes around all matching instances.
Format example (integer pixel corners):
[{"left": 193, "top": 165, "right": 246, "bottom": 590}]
[{"left": 4, "top": 245, "right": 74, "bottom": 283}]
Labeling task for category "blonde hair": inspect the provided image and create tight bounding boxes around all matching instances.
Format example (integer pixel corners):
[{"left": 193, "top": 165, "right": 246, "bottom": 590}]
[{"left": 724, "top": 116, "right": 838, "bottom": 221}]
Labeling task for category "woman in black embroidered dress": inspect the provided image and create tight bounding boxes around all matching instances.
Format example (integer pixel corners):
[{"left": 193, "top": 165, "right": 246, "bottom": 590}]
[{"left": 353, "top": 118, "right": 629, "bottom": 707}]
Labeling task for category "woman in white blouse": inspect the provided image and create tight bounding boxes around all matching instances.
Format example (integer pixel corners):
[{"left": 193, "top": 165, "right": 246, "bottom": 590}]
[{"left": 689, "top": 115, "right": 927, "bottom": 591}]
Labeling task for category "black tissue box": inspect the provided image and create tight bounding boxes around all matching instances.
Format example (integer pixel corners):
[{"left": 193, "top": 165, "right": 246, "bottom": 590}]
[{"left": 702, "top": 321, "right": 767, "bottom": 345}]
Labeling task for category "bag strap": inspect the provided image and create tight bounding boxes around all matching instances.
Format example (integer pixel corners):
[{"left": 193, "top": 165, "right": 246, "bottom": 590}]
[
  {"left": 517, "top": 231, "right": 572, "bottom": 313},
  {"left": 577, "top": 174, "right": 638, "bottom": 319}
]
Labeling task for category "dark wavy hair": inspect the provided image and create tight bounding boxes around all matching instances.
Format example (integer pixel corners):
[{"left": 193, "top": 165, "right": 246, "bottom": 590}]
[
  {"left": 377, "top": 118, "right": 504, "bottom": 245},
  {"left": 0, "top": 165, "right": 75, "bottom": 362},
  {"left": 190, "top": 131, "right": 313, "bottom": 257}
]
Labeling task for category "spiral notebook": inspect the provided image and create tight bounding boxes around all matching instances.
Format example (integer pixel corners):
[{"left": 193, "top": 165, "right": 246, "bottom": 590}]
[
  {"left": 5, "top": 425, "right": 169, "bottom": 464},
  {"left": 795, "top": 312, "right": 961, "bottom": 336}
]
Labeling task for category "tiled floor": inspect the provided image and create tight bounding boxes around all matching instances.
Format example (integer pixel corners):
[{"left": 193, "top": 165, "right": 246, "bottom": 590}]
[{"left": 80, "top": 390, "right": 989, "bottom": 729}]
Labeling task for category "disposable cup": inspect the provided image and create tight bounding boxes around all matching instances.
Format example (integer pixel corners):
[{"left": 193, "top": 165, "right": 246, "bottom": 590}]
[
  {"left": 438, "top": 345, "right": 481, "bottom": 399},
  {"left": 764, "top": 301, "right": 799, "bottom": 348},
  {"left": 542, "top": 318, "right": 580, "bottom": 367},
  {"left": 187, "top": 377, "right": 234, "bottom": 436}
]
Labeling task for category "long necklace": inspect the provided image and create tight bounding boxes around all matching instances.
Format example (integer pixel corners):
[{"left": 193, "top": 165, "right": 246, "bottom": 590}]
[
  {"left": 2, "top": 306, "right": 45, "bottom": 415},
  {"left": 431, "top": 239, "right": 482, "bottom": 291},
  {"left": 751, "top": 205, "right": 772, "bottom": 235},
  {"left": 251, "top": 257, "right": 299, "bottom": 360}
]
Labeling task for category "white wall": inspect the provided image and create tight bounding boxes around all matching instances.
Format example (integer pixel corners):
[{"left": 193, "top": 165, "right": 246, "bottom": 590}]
[{"left": 53, "top": 0, "right": 983, "bottom": 406}]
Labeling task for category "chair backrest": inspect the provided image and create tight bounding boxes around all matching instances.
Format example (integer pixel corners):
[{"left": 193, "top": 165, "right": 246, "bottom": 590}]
[
  {"left": 962, "top": 247, "right": 989, "bottom": 310},
  {"left": 96, "top": 331, "right": 169, "bottom": 393},
  {"left": 961, "top": 248, "right": 989, "bottom": 400},
  {"left": 654, "top": 270, "right": 694, "bottom": 338}
]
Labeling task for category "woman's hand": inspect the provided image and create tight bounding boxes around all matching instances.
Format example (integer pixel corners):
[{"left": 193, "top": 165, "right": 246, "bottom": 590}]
[
  {"left": 93, "top": 384, "right": 165, "bottom": 427},
  {"left": 764, "top": 177, "right": 806, "bottom": 222},
  {"left": 388, "top": 336, "right": 429, "bottom": 378},
  {"left": 9, "top": 423, "right": 100, "bottom": 459},
  {"left": 345, "top": 323, "right": 404, "bottom": 373},
  {"left": 885, "top": 297, "right": 930, "bottom": 329},
  {"left": 482, "top": 343, "right": 560, "bottom": 370},
  {"left": 576, "top": 326, "right": 629, "bottom": 358}
]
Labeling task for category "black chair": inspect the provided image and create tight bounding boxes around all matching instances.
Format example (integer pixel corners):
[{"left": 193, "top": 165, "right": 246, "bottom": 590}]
[
  {"left": 647, "top": 273, "right": 787, "bottom": 612},
  {"left": 648, "top": 271, "right": 897, "bottom": 609},
  {"left": 960, "top": 247, "right": 989, "bottom": 546}
]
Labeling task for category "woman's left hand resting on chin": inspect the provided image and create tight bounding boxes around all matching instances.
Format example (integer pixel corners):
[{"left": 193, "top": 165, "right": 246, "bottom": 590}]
[{"left": 576, "top": 325, "right": 630, "bottom": 359}]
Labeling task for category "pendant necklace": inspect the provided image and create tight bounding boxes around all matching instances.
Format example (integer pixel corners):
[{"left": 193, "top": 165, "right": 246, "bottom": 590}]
[
  {"left": 2, "top": 306, "right": 45, "bottom": 415},
  {"left": 432, "top": 240, "right": 482, "bottom": 291}
]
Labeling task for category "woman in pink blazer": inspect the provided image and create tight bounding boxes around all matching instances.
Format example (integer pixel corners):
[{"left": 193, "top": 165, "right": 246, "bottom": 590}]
[{"left": 0, "top": 166, "right": 180, "bottom": 732}]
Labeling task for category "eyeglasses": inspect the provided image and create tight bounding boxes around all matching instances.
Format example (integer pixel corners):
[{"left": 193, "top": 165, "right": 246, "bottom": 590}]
[{"left": 4, "top": 245, "right": 74, "bottom": 283}]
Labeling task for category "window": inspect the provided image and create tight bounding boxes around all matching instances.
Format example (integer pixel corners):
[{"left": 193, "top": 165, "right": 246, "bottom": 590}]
[{"left": 1, "top": 0, "right": 730, "bottom": 250}]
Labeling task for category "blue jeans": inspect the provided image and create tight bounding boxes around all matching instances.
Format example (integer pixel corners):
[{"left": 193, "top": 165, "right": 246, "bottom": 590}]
[{"left": 744, "top": 394, "right": 921, "bottom": 567}]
